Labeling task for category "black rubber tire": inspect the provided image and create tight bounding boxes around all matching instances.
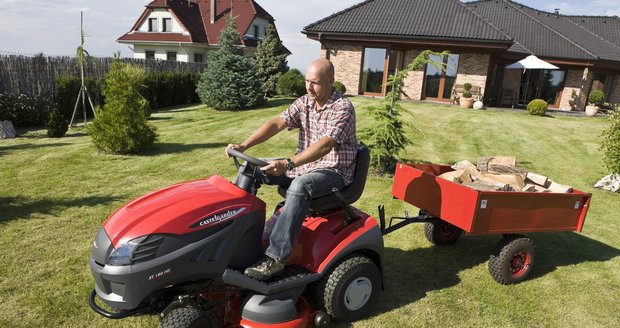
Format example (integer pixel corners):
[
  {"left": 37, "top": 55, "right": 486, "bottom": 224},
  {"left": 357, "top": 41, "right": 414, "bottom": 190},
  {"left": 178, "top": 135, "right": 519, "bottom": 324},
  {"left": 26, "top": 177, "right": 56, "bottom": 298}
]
[
  {"left": 159, "top": 307, "right": 216, "bottom": 328},
  {"left": 423, "top": 220, "right": 463, "bottom": 245},
  {"left": 488, "top": 234, "right": 536, "bottom": 285},
  {"left": 315, "top": 254, "right": 381, "bottom": 322}
]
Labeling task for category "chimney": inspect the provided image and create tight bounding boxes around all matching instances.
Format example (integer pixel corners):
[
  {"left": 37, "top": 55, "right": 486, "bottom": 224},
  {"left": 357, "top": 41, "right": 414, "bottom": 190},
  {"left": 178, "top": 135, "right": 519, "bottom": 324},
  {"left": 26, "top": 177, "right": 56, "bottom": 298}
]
[{"left": 210, "top": 0, "right": 216, "bottom": 24}]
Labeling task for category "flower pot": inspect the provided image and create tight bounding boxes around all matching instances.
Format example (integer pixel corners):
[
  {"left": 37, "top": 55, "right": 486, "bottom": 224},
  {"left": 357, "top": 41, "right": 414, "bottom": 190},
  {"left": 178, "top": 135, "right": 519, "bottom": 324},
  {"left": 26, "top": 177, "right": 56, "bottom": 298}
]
[
  {"left": 585, "top": 105, "right": 599, "bottom": 117},
  {"left": 460, "top": 98, "right": 474, "bottom": 109}
]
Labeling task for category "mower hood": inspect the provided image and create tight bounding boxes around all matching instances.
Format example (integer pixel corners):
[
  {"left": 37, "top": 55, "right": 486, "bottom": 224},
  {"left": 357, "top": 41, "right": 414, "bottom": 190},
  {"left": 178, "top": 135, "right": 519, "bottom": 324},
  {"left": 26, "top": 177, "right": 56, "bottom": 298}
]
[{"left": 103, "top": 175, "right": 265, "bottom": 248}]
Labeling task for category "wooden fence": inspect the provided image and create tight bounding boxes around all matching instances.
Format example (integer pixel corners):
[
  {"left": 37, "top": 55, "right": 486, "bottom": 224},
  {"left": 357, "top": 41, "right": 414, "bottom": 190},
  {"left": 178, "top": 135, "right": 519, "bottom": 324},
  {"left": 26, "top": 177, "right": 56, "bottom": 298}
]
[{"left": 0, "top": 55, "right": 206, "bottom": 99}]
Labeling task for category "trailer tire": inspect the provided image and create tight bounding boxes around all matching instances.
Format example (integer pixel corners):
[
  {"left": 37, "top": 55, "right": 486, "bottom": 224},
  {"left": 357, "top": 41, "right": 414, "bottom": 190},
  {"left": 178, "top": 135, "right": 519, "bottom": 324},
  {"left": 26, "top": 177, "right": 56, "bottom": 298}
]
[
  {"left": 159, "top": 307, "right": 218, "bottom": 328},
  {"left": 424, "top": 221, "right": 463, "bottom": 245},
  {"left": 315, "top": 254, "right": 380, "bottom": 322},
  {"left": 488, "top": 235, "right": 535, "bottom": 284}
]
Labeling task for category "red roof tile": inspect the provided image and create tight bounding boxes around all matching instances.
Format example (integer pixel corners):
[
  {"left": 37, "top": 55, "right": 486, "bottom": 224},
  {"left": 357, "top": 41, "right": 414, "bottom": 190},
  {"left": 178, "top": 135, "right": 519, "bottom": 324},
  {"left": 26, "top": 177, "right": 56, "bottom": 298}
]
[{"left": 118, "top": 32, "right": 193, "bottom": 43}]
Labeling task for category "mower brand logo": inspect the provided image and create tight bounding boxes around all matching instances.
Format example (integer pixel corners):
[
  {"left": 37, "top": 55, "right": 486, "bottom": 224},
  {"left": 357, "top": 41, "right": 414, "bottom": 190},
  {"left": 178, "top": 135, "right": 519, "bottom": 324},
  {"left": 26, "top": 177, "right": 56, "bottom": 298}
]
[{"left": 191, "top": 207, "right": 246, "bottom": 229}]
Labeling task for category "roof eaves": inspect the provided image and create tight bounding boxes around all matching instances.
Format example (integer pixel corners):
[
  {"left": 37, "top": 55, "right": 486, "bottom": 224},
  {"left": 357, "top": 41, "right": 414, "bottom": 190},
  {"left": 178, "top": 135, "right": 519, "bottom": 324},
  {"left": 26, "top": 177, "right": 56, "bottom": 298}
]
[{"left": 303, "top": 30, "right": 515, "bottom": 45}]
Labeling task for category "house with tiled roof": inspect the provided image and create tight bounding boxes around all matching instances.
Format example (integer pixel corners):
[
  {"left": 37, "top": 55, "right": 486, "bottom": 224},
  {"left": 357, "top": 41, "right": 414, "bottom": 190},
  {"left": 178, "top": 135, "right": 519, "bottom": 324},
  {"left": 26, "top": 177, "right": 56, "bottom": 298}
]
[
  {"left": 303, "top": 0, "right": 620, "bottom": 110},
  {"left": 118, "top": 0, "right": 280, "bottom": 63}
]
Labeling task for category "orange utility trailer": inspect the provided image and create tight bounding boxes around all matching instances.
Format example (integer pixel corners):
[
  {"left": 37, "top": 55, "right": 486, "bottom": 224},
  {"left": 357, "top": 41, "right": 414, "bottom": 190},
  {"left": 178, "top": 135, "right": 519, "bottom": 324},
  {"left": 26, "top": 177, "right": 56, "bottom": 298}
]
[{"left": 381, "top": 163, "right": 592, "bottom": 284}]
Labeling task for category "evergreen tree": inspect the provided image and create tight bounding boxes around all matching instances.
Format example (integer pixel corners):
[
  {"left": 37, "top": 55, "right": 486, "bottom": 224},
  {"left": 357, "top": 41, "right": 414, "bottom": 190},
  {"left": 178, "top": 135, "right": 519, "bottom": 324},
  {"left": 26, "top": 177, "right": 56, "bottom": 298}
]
[
  {"left": 89, "top": 54, "right": 156, "bottom": 154},
  {"left": 254, "top": 24, "right": 289, "bottom": 97},
  {"left": 196, "top": 16, "right": 265, "bottom": 110}
]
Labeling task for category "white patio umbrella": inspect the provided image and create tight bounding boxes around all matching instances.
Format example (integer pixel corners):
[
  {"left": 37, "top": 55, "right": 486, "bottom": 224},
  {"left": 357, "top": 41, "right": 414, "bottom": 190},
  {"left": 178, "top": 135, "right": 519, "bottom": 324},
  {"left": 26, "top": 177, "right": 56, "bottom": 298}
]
[{"left": 506, "top": 55, "right": 559, "bottom": 105}]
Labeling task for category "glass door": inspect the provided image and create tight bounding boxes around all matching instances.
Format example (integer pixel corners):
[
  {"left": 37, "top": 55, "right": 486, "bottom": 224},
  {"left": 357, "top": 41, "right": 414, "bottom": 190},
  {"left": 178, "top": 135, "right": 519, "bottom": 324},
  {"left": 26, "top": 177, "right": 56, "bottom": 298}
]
[
  {"left": 423, "top": 54, "right": 459, "bottom": 101},
  {"left": 360, "top": 48, "right": 387, "bottom": 95}
]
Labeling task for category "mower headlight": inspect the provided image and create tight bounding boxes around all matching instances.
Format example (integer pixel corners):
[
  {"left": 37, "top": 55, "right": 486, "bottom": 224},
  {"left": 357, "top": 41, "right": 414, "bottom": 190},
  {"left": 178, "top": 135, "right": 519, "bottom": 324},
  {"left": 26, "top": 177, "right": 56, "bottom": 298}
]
[{"left": 107, "top": 236, "right": 147, "bottom": 266}]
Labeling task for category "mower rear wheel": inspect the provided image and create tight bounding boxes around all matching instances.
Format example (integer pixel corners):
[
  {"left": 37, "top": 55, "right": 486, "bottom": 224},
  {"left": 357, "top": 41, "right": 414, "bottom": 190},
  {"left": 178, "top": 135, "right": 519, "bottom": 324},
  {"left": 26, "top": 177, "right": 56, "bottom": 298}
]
[
  {"left": 424, "top": 220, "right": 463, "bottom": 245},
  {"left": 488, "top": 234, "right": 536, "bottom": 284},
  {"left": 315, "top": 254, "right": 380, "bottom": 322},
  {"left": 159, "top": 307, "right": 217, "bottom": 328}
]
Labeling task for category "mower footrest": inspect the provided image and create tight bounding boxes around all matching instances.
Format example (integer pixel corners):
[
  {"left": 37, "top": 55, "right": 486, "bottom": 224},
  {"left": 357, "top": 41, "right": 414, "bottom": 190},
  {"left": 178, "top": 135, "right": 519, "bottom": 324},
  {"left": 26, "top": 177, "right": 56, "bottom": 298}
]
[{"left": 223, "top": 266, "right": 320, "bottom": 295}]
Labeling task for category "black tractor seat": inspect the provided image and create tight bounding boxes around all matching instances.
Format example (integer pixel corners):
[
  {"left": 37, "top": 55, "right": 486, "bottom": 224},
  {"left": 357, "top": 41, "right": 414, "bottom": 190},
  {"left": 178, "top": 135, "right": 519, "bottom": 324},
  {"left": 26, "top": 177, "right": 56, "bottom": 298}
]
[{"left": 277, "top": 144, "right": 370, "bottom": 212}]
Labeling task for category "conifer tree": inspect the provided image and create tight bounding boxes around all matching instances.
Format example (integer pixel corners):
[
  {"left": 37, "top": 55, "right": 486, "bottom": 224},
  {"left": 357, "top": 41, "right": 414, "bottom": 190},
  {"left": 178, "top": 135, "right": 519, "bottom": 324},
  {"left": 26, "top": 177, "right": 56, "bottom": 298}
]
[
  {"left": 196, "top": 16, "right": 264, "bottom": 110},
  {"left": 254, "top": 24, "right": 288, "bottom": 97}
]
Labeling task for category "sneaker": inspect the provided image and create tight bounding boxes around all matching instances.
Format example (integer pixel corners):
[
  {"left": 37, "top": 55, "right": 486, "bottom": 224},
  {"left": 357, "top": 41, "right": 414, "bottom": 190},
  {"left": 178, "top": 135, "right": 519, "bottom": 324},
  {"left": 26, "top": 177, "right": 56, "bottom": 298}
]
[{"left": 244, "top": 256, "right": 285, "bottom": 281}]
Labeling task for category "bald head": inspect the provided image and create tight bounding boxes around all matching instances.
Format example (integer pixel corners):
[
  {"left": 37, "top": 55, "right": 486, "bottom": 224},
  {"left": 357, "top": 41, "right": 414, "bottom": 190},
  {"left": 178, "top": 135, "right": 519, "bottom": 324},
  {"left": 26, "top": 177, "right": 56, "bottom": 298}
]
[
  {"left": 307, "top": 58, "right": 335, "bottom": 82},
  {"left": 305, "top": 59, "right": 335, "bottom": 106}
]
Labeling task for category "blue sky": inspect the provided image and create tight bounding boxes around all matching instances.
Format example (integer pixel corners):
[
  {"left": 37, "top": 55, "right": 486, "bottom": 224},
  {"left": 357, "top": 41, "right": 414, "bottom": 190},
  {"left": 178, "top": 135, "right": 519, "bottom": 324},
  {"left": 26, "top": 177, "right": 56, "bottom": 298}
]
[{"left": 0, "top": 0, "right": 618, "bottom": 70}]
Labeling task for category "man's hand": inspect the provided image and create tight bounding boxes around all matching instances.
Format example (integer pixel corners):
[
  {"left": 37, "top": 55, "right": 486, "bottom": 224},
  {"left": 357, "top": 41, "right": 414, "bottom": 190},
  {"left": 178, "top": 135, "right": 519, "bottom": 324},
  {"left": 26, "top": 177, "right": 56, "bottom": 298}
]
[
  {"left": 225, "top": 144, "right": 246, "bottom": 157},
  {"left": 260, "top": 159, "right": 288, "bottom": 176}
]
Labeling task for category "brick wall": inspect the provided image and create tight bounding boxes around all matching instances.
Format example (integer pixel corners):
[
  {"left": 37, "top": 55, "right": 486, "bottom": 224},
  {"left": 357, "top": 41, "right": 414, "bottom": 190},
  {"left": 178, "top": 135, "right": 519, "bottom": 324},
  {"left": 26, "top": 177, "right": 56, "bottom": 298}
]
[
  {"left": 402, "top": 50, "right": 424, "bottom": 100},
  {"left": 559, "top": 68, "right": 588, "bottom": 111},
  {"left": 455, "top": 53, "right": 490, "bottom": 98},
  {"left": 321, "top": 42, "right": 363, "bottom": 94}
]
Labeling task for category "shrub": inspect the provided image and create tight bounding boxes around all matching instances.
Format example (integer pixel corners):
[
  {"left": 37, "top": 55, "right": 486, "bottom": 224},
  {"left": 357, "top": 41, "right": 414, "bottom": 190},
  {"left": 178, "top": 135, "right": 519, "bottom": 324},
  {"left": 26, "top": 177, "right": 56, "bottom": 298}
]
[
  {"left": 462, "top": 82, "right": 472, "bottom": 98},
  {"left": 46, "top": 107, "right": 69, "bottom": 138},
  {"left": 601, "top": 109, "right": 620, "bottom": 174},
  {"left": 527, "top": 99, "right": 548, "bottom": 116},
  {"left": 89, "top": 57, "right": 156, "bottom": 154},
  {"left": 195, "top": 16, "right": 265, "bottom": 110},
  {"left": 277, "top": 69, "right": 306, "bottom": 97},
  {"left": 588, "top": 90, "right": 605, "bottom": 106},
  {"left": 0, "top": 93, "right": 52, "bottom": 127},
  {"left": 333, "top": 81, "right": 346, "bottom": 95}
]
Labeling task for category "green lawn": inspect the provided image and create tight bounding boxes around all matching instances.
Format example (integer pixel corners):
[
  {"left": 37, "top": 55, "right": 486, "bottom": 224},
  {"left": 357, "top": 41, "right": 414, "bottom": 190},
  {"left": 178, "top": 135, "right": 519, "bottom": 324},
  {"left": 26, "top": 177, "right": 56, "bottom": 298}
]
[{"left": 0, "top": 98, "right": 618, "bottom": 328}]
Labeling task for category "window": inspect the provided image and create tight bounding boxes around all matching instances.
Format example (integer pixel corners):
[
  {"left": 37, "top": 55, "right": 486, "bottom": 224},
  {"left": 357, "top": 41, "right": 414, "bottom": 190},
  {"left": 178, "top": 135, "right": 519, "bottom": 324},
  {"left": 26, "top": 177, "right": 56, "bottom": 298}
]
[
  {"left": 423, "top": 53, "right": 460, "bottom": 101},
  {"left": 166, "top": 52, "right": 177, "bottom": 61},
  {"left": 253, "top": 25, "right": 260, "bottom": 38},
  {"left": 145, "top": 51, "right": 155, "bottom": 60},
  {"left": 148, "top": 18, "right": 158, "bottom": 32},
  {"left": 360, "top": 47, "right": 387, "bottom": 94},
  {"left": 194, "top": 53, "right": 204, "bottom": 63},
  {"left": 163, "top": 18, "right": 172, "bottom": 32}
]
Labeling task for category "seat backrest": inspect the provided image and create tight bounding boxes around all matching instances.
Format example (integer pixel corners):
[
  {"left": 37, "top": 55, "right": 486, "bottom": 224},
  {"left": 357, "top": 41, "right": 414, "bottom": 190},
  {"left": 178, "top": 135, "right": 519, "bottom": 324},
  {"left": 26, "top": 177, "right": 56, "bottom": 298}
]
[{"left": 277, "top": 144, "right": 370, "bottom": 211}]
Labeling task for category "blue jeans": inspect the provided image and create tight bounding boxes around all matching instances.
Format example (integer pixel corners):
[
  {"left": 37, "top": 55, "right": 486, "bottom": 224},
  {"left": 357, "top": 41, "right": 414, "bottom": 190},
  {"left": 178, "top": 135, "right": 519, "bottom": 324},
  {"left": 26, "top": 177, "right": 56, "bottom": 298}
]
[{"left": 263, "top": 169, "right": 344, "bottom": 262}]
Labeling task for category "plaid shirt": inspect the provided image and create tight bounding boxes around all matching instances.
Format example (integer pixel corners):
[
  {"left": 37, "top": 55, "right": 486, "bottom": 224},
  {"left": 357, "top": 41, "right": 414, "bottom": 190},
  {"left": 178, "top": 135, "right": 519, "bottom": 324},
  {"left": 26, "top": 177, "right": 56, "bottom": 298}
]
[{"left": 280, "top": 91, "right": 357, "bottom": 185}]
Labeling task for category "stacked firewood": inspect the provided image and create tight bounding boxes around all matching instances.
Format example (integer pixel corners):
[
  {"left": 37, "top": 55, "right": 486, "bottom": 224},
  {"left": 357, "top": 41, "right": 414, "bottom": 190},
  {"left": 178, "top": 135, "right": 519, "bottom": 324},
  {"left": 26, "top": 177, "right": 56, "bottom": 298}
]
[{"left": 439, "top": 156, "right": 573, "bottom": 193}]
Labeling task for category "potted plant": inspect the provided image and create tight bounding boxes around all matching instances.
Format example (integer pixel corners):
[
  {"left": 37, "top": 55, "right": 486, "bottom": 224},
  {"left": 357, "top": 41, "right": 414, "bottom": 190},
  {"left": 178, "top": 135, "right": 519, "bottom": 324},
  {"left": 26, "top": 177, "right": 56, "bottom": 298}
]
[
  {"left": 460, "top": 83, "right": 474, "bottom": 108},
  {"left": 586, "top": 90, "right": 604, "bottom": 117}
]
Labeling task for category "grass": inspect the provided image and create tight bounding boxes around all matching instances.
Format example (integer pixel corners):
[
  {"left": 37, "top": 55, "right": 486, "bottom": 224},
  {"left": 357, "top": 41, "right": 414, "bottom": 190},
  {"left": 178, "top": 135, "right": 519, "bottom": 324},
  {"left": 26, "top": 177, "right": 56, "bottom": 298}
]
[{"left": 0, "top": 97, "right": 618, "bottom": 328}]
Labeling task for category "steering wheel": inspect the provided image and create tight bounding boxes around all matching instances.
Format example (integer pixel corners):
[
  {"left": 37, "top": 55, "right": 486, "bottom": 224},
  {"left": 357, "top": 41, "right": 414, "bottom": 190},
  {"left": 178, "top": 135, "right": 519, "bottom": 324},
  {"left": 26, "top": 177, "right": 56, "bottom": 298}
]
[{"left": 227, "top": 148, "right": 268, "bottom": 168}]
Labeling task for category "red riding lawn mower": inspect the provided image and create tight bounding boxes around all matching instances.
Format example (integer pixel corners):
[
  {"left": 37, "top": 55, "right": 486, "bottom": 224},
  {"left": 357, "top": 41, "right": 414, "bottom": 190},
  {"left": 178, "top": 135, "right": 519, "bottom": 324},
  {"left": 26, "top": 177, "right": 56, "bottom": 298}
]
[{"left": 89, "top": 145, "right": 384, "bottom": 327}]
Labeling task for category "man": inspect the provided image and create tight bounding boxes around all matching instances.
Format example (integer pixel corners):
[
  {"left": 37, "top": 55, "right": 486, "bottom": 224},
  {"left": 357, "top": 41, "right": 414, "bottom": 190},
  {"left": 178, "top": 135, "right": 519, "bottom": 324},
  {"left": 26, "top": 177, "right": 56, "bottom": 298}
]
[{"left": 225, "top": 58, "right": 357, "bottom": 281}]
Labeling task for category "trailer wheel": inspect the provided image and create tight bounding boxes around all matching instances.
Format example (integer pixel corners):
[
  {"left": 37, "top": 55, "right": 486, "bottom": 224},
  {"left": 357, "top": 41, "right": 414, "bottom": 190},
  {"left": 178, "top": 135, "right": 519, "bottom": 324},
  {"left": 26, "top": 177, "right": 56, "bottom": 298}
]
[
  {"left": 488, "top": 235, "right": 536, "bottom": 284},
  {"left": 315, "top": 254, "right": 380, "bottom": 322},
  {"left": 424, "top": 220, "right": 463, "bottom": 245},
  {"left": 159, "top": 307, "right": 218, "bottom": 328}
]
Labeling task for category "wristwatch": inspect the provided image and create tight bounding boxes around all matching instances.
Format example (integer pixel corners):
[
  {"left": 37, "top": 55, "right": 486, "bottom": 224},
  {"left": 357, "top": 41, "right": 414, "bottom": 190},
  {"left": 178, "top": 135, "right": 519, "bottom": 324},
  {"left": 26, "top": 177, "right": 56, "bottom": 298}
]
[{"left": 286, "top": 158, "right": 295, "bottom": 170}]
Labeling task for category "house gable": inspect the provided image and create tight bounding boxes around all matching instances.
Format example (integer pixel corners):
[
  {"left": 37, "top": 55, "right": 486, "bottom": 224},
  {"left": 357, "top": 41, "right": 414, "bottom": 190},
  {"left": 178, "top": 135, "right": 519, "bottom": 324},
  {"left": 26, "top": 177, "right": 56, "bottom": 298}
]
[{"left": 118, "top": 0, "right": 275, "bottom": 47}]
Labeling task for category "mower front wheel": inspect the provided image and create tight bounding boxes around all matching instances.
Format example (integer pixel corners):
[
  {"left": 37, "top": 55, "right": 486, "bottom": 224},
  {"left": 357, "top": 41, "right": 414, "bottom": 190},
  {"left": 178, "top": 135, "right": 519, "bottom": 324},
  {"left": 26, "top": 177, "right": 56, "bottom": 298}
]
[
  {"left": 159, "top": 307, "right": 218, "bottom": 328},
  {"left": 488, "top": 234, "right": 536, "bottom": 284},
  {"left": 315, "top": 254, "right": 380, "bottom": 322}
]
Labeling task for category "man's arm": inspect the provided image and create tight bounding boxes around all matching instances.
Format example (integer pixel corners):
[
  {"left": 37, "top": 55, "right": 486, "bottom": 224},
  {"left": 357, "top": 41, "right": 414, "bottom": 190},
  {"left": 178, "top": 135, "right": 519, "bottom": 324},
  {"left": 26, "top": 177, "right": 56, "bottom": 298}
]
[
  {"left": 261, "top": 136, "right": 336, "bottom": 176},
  {"left": 225, "top": 116, "right": 287, "bottom": 155}
]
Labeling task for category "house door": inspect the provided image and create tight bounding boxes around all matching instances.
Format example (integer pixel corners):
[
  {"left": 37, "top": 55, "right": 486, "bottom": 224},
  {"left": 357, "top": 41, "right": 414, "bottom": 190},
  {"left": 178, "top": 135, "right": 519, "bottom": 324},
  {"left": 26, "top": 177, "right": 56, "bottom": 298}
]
[
  {"left": 520, "top": 69, "right": 566, "bottom": 108},
  {"left": 360, "top": 48, "right": 405, "bottom": 96},
  {"left": 423, "top": 54, "right": 459, "bottom": 101}
]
